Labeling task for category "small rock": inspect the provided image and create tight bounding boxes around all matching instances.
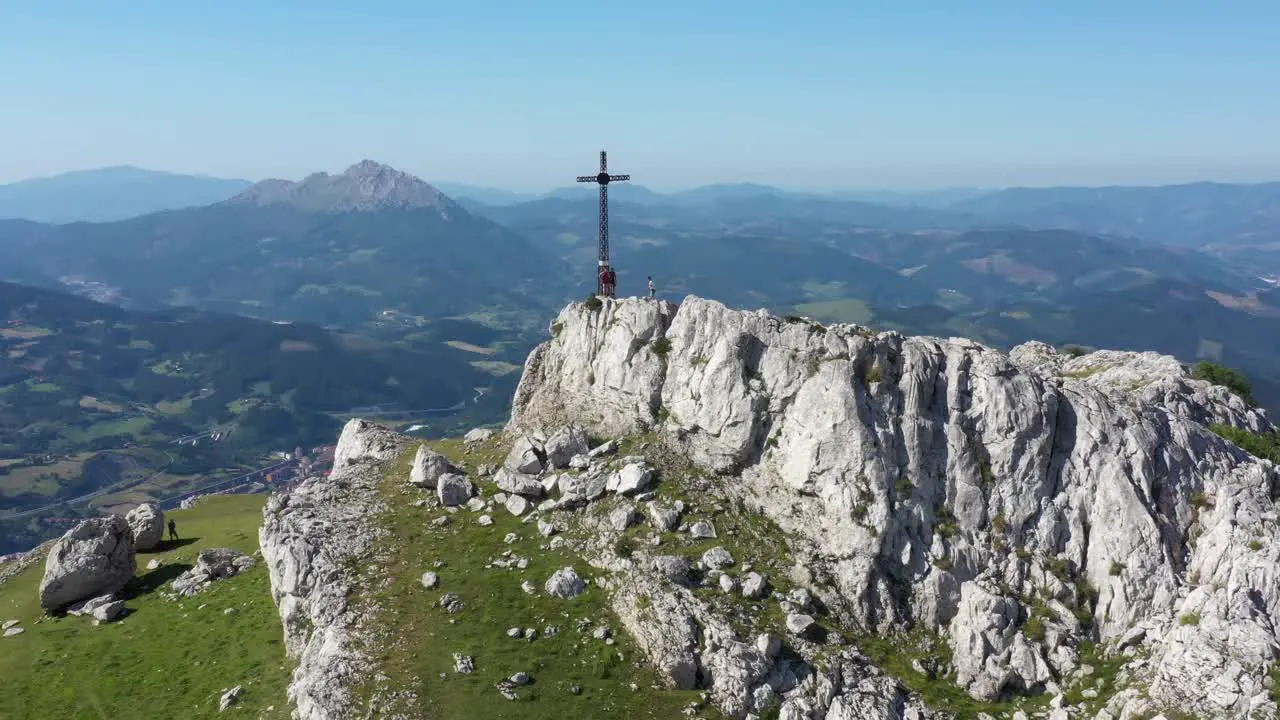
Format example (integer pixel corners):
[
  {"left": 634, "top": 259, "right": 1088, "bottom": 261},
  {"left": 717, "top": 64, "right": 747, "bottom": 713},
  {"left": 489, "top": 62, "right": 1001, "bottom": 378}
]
[
  {"left": 2, "top": 620, "right": 19, "bottom": 630},
  {"left": 755, "top": 633, "right": 781, "bottom": 658},
  {"left": 545, "top": 566, "right": 586, "bottom": 599},
  {"left": 439, "top": 592, "right": 464, "bottom": 613},
  {"left": 613, "top": 463, "right": 655, "bottom": 496},
  {"left": 421, "top": 571, "right": 439, "bottom": 589},
  {"left": 521, "top": 580, "right": 538, "bottom": 595},
  {"left": 466, "top": 497, "right": 487, "bottom": 513},
  {"left": 785, "top": 613, "right": 816, "bottom": 636},
  {"left": 689, "top": 520, "right": 717, "bottom": 539},
  {"left": 610, "top": 506, "right": 637, "bottom": 532},
  {"left": 592, "top": 626, "right": 613, "bottom": 640},
  {"left": 510, "top": 671, "right": 531, "bottom": 686},
  {"left": 3, "top": 627, "right": 24, "bottom": 637},
  {"left": 437, "top": 473, "right": 474, "bottom": 507},
  {"left": 569, "top": 685, "right": 583, "bottom": 695},
  {"left": 537, "top": 520, "right": 557, "bottom": 537},
  {"left": 524, "top": 628, "right": 537, "bottom": 640},
  {"left": 146, "top": 559, "right": 161, "bottom": 570},
  {"left": 223, "top": 607, "right": 236, "bottom": 615},
  {"left": 464, "top": 427, "right": 495, "bottom": 443},
  {"left": 787, "top": 588, "right": 813, "bottom": 611},
  {"left": 218, "top": 685, "right": 242, "bottom": 712},
  {"left": 741, "top": 572, "right": 768, "bottom": 599},
  {"left": 503, "top": 532, "right": 518, "bottom": 544},
  {"left": 506, "top": 627, "right": 523, "bottom": 638},
  {"left": 478, "top": 515, "right": 494, "bottom": 527},
  {"left": 549, "top": 536, "right": 567, "bottom": 550},
  {"left": 718, "top": 574, "right": 738, "bottom": 593},
  {"left": 432, "top": 516, "right": 452, "bottom": 527},
  {"left": 701, "top": 547, "right": 735, "bottom": 570},
  {"left": 453, "top": 653, "right": 475, "bottom": 673}
]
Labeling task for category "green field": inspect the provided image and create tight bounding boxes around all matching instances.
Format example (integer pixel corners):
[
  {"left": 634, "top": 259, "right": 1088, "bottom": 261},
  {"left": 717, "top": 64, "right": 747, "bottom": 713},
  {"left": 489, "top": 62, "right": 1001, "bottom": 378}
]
[
  {"left": 790, "top": 297, "right": 874, "bottom": 325},
  {"left": 0, "top": 495, "right": 291, "bottom": 720}
]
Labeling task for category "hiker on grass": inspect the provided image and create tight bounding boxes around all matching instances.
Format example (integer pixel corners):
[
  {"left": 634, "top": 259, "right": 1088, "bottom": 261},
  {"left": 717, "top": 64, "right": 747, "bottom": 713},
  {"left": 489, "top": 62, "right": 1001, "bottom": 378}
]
[
  {"left": 168, "top": 519, "right": 178, "bottom": 541},
  {"left": 647, "top": 275, "right": 656, "bottom": 299}
]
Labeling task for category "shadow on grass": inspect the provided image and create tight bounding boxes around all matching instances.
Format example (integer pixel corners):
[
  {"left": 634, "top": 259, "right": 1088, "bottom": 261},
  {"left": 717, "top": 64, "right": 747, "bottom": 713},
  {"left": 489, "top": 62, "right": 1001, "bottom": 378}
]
[
  {"left": 122, "top": 563, "right": 192, "bottom": 600},
  {"left": 141, "top": 537, "right": 199, "bottom": 553}
]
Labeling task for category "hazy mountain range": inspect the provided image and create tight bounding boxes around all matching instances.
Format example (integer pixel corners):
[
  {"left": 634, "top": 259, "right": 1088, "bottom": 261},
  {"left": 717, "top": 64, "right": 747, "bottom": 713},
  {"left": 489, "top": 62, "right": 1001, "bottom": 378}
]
[{"left": 4, "top": 161, "right": 1280, "bottom": 413}]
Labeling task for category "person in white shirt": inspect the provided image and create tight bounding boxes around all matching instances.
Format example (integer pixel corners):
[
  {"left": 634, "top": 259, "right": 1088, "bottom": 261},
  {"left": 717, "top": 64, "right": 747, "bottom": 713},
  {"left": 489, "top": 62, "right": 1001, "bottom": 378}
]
[{"left": 647, "top": 276, "right": 656, "bottom": 299}]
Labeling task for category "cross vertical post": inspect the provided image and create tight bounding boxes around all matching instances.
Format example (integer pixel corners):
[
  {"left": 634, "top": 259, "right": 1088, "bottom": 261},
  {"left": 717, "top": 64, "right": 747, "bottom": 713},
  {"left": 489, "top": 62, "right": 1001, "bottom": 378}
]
[{"left": 576, "top": 149, "right": 630, "bottom": 296}]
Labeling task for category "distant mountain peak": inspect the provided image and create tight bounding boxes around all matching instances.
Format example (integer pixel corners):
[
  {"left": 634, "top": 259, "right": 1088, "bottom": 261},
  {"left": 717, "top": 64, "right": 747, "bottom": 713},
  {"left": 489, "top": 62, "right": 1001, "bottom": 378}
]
[{"left": 227, "top": 160, "right": 458, "bottom": 215}]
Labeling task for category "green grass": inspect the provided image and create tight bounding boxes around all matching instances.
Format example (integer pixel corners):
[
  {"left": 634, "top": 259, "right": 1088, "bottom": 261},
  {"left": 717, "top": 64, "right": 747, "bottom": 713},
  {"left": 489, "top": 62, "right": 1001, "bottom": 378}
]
[
  {"left": 349, "top": 439, "right": 713, "bottom": 719},
  {"left": 790, "top": 298, "right": 873, "bottom": 325},
  {"left": 28, "top": 382, "right": 61, "bottom": 393},
  {"left": 0, "top": 495, "right": 291, "bottom": 720}
]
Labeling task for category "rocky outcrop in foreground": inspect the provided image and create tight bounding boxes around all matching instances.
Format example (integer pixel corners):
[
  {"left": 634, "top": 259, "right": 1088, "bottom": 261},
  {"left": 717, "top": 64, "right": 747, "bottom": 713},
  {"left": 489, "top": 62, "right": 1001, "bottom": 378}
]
[
  {"left": 38, "top": 515, "right": 136, "bottom": 611},
  {"left": 126, "top": 503, "right": 165, "bottom": 551},
  {"left": 260, "top": 418, "right": 414, "bottom": 720},
  {"left": 507, "top": 295, "right": 1280, "bottom": 719}
]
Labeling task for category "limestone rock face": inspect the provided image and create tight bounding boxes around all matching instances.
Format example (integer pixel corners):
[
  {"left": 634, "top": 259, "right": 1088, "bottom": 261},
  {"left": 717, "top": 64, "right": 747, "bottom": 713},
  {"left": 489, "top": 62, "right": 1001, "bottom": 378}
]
[
  {"left": 261, "top": 417, "right": 412, "bottom": 720},
  {"left": 38, "top": 516, "right": 136, "bottom": 611},
  {"left": 125, "top": 503, "right": 165, "bottom": 551},
  {"left": 170, "top": 548, "right": 257, "bottom": 597},
  {"left": 508, "top": 295, "right": 1280, "bottom": 719}
]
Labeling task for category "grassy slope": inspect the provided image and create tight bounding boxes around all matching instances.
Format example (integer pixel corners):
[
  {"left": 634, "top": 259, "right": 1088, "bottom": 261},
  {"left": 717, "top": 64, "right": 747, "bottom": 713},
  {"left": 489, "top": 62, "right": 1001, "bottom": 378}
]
[
  {"left": 352, "top": 437, "right": 712, "bottom": 719},
  {"left": 0, "top": 495, "right": 291, "bottom": 720}
]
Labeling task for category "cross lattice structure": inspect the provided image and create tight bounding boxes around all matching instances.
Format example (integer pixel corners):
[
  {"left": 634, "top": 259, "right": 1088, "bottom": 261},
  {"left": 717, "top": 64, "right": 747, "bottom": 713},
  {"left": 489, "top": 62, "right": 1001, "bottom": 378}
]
[{"left": 576, "top": 150, "right": 630, "bottom": 296}]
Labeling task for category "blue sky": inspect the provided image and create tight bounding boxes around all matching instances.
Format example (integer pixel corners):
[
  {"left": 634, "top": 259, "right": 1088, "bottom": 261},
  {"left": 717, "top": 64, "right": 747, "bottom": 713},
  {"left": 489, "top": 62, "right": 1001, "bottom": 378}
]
[{"left": 2, "top": 1, "right": 1278, "bottom": 190}]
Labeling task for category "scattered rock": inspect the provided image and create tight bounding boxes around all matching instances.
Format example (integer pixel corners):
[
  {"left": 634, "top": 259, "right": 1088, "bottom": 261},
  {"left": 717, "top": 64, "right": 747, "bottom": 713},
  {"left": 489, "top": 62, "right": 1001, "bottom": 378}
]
[
  {"left": 545, "top": 566, "right": 586, "bottom": 599},
  {"left": 463, "top": 427, "right": 495, "bottom": 444},
  {"left": 741, "top": 572, "right": 768, "bottom": 599},
  {"left": 506, "top": 627, "right": 523, "bottom": 638},
  {"left": 688, "top": 520, "right": 716, "bottom": 539},
  {"left": 510, "top": 671, "right": 531, "bottom": 686},
  {"left": 612, "top": 462, "right": 656, "bottom": 496},
  {"left": 439, "top": 593, "right": 464, "bottom": 613},
  {"left": 67, "top": 593, "right": 118, "bottom": 617},
  {"left": 2, "top": 620, "right": 17, "bottom": 630},
  {"left": 587, "top": 440, "right": 616, "bottom": 458},
  {"left": 453, "top": 653, "right": 475, "bottom": 673},
  {"left": 718, "top": 574, "right": 738, "bottom": 593},
  {"left": 125, "top": 503, "right": 165, "bottom": 551},
  {"left": 701, "top": 547, "right": 735, "bottom": 570},
  {"left": 785, "top": 613, "right": 816, "bottom": 636},
  {"left": 505, "top": 494, "right": 531, "bottom": 517},
  {"left": 91, "top": 600, "right": 126, "bottom": 623},
  {"left": 3, "top": 626, "right": 23, "bottom": 637},
  {"left": 755, "top": 633, "right": 781, "bottom": 658},
  {"left": 544, "top": 426, "right": 589, "bottom": 469},
  {"left": 38, "top": 515, "right": 137, "bottom": 611},
  {"left": 171, "top": 548, "right": 256, "bottom": 598},
  {"left": 409, "top": 444, "right": 459, "bottom": 489},
  {"left": 521, "top": 581, "right": 537, "bottom": 595},
  {"left": 610, "top": 506, "right": 637, "bottom": 532},
  {"left": 494, "top": 467, "right": 545, "bottom": 498},
  {"left": 537, "top": 520, "right": 557, "bottom": 537},
  {"left": 478, "top": 515, "right": 493, "bottom": 527},
  {"left": 503, "top": 436, "right": 545, "bottom": 475},
  {"left": 218, "top": 686, "right": 242, "bottom": 712},
  {"left": 436, "top": 473, "right": 474, "bottom": 507},
  {"left": 420, "top": 571, "right": 439, "bottom": 589},
  {"left": 646, "top": 502, "right": 681, "bottom": 532},
  {"left": 651, "top": 555, "right": 693, "bottom": 585}
]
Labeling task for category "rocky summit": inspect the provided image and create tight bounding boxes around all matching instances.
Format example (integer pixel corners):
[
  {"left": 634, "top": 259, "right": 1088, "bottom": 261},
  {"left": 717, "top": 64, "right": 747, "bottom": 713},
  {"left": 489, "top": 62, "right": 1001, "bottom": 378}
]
[
  {"left": 226, "top": 159, "right": 458, "bottom": 215},
  {"left": 255, "top": 295, "right": 1280, "bottom": 719}
]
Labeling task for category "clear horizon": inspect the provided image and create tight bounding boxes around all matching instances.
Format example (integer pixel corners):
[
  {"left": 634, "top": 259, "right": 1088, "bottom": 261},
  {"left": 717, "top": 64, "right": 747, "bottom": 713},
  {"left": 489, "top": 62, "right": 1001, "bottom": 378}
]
[{"left": 3, "top": 1, "right": 1279, "bottom": 190}]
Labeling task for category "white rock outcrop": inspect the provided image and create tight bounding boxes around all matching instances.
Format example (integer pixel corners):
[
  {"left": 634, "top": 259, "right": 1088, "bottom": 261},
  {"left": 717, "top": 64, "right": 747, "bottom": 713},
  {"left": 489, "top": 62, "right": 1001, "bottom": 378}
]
[
  {"left": 125, "top": 503, "right": 165, "bottom": 551},
  {"left": 261, "top": 418, "right": 412, "bottom": 720},
  {"left": 408, "top": 444, "right": 458, "bottom": 489},
  {"left": 508, "top": 295, "right": 1280, "bottom": 719},
  {"left": 38, "top": 515, "right": 137, "bottom": 611}
]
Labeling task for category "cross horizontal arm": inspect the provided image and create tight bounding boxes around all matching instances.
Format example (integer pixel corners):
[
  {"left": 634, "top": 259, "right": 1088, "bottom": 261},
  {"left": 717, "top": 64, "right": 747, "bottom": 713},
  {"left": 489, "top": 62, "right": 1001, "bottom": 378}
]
[
  {"left": 576, "top": 176, "right": 597, "bottom": 183},
  {"left": 608, "top": 174, "right": 631, "bottom": 182}
]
